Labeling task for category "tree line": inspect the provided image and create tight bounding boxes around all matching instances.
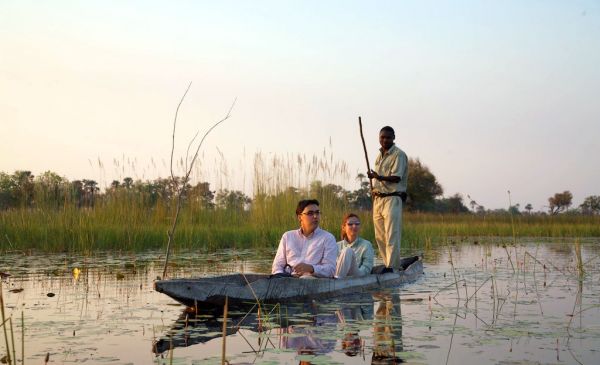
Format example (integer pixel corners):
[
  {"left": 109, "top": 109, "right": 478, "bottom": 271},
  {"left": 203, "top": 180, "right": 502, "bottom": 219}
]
[{"left": 1, "top": 159, "right": 599, "bottom": 215}]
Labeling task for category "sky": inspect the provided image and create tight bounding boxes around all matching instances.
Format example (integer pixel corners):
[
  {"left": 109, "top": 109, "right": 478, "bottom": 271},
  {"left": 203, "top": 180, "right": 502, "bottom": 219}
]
[{"left": 1, "top": 0, "right": 599, "bottom": 210}]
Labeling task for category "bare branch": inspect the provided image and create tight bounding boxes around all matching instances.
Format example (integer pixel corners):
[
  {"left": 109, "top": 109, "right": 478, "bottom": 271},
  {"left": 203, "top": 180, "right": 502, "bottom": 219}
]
[
  {"left": 186, "top": 97, "right": 237, "bottom": 180},
  {"left": 185, "top": 130, "right": 201, "bottom": 175},
  {"left": 161, "top": 93, "right": 236, "bottom": 279},
  {"left": 170, "top": 82, "right": 192, "bottom": 181}
]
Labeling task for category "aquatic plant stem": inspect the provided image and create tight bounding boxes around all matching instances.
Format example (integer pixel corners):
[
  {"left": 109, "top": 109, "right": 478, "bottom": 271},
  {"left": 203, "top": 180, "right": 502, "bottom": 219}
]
[
  {"left": 508, "top": 190, "right": 517, "bottom": 246},
  {"left": 491, "top": 276, "right": 498, "bottom": 325},
  {"left": 433, "top": 279, "right": 466, "bottom": 303},
  {"left": 0, "top": 281, "right": 12, "bottom": 365},
  {"left": 445, "top": 300, "right": 460, "bottom": 365},
  {"left": 161, "top": 84, "right": 236, "bottom": 278},
  {"left": 566, "top": 279, "right": 584, "bottom": 365},
  {"left": 575, "top": 239, "right": 584, "bottom": 277},
  {"left": 169, "top": 82, "right": 192, "bottom": 182},
  {"left": 448, "top": 246, "right": 460, "bottom": 300},
  {"left": 464, "top": 275, "right": 492, "bottom": 306},
  {"left": 504, "top": 245, "right": 515, "bottom": 273},
  {"left": 528, "top": 249, "right": 545, "bottom": 316},
  {"left": 21, "top": 311, "right": 23, "bottom": 365},
  {"left": 9, "top": 318, "right": 15, "bottom": 365}
]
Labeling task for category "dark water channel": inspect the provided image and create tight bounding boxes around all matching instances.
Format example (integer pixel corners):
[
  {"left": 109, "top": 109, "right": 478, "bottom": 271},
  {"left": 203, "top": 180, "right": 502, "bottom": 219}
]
[{"left": 1, "top": 240, "right": 599, "bottom": 364}]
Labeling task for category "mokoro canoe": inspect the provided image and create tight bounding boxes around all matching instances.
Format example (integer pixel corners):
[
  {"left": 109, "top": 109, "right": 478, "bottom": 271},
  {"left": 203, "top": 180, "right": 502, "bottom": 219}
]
[{"left": 154, "top": 256, "right": 422, "bottom": 308}]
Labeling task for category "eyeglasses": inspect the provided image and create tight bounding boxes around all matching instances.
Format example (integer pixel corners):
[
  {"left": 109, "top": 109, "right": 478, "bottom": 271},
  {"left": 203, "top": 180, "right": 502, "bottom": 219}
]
[
  {"left": 301, "top": 210, "right": 321, "bottom": 217},
  {"left": 346, "top": 222, "right": 361, "bottom": 226}
]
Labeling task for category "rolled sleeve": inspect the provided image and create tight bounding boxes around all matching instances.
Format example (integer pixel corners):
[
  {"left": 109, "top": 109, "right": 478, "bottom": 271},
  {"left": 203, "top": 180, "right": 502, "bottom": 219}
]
[{"left": 271, "top": 234, "right": 288, "bottom": 274}]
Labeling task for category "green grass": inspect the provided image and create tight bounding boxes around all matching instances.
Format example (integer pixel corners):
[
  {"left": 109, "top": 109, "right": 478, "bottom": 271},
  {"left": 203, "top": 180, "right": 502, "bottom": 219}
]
[
  {"left": 2, "top": 151, "right": 599, "bottom": 253},
  {"left": 2, "top": 202, "right": 599, "bottom": 253}
]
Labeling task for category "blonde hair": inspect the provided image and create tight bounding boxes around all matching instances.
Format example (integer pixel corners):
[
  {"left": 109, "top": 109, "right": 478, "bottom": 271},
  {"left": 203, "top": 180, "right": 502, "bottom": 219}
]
[{"left": 340, "top": 213, "right": 360, "bottom": 241}]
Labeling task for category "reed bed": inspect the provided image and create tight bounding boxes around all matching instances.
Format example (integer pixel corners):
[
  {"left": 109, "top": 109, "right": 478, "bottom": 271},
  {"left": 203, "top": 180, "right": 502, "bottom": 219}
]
[
  {"left": 2, "top": 207, "right": 599, "bottom": 253},
  {"left": 1, "top": 151, "right": 599, "bottom": 253}
]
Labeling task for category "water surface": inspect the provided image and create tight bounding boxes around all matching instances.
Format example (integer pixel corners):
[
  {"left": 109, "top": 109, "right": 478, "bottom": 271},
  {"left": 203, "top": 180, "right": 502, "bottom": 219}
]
[{"left": 1, "top": 240, "right": 599, "bottom": 364}]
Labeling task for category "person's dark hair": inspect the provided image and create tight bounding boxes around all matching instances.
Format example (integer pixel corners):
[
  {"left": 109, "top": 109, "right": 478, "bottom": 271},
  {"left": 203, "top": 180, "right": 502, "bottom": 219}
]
[
  {"left": 296, "top": 199, "right": 320, "bottom": 216},
  {"left": 380, "top": 126, "right": 395, "bottom": 135},
  {"left": 340, "top": 213, "right": 360, "bottom": 241}
]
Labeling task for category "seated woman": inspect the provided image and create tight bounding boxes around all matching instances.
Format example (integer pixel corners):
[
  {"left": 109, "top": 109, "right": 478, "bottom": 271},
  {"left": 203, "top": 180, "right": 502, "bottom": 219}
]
[{"left": 335, "top": 213, "right": 375, "bottom": 278}]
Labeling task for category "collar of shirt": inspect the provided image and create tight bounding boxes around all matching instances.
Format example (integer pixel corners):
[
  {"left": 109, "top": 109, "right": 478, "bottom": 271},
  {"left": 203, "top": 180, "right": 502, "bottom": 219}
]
[
  {"left": 343, "top": 237, "right": 360, "bottom": 247},
  {"left": 298, "top": 227, "right": 321, "bottom": 239},
  {"left": 379, "top": 144, "right": 397, "bottom": 156}
]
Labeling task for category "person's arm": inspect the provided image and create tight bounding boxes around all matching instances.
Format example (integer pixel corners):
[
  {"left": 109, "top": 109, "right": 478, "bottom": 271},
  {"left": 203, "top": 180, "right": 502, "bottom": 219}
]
[
  {"left": 312, "top": 235, "right": 339, "bottom": 278},
  {"left": 271, "top": 234, "right": 287, "bottom": 274},
  {"left": 357, "top": 241, "right": 375, "bottom": 276},
  {"left": 368, "top": 150, "right": 405, "bottom": 183},
  {"left": 368, "top": 170, "right": 401, "bottom": 183}
]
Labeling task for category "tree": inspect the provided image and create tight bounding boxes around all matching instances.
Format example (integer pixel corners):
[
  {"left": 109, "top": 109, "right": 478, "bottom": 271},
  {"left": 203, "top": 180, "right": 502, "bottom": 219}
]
[
  {"left": 308, "top": 180, "right": 349, "bottom": 210},
  {"left": 71, "top": 180, "right": 84, "bottom": 208},
  {"left": 433, "top": 193, "right": 470, "bottom": 213},
  {"left": 191, "top": 182, "right": 215, "bottom": 209},
  {"left": 406, "top": 158, "right": 443, "bottom": 211},
  {"left": 524, "top": 203, "right": 533, "bottom": 214},
  {"left": 349, "top": 174, "right": 372, "bottom": 210},
  {"left": 580, "top": 195, "right": 600, "bottom": 215},
  {"left": 508, "top": 203, "right": 521, "bottom": 215},
  {"left": 13, "top": 170, "right": 35, "bottom": 207},
  {"left": 356, "top": 173, "right": 366, "bottom": 185},
  {"left": 0, "top": 172, "right": 18, "bottom": 209},
  {"left": 82, "top": 179, "right": 99, "bottom": 207},
  {"left": 215, "top": 189, "right": 251, "bottom": 211},
  {"left": 123, "top": 177, "right": 134, "bottom": 189},
  {"left": 467, "top": 195, "right": 480, "bottom": 213},
  {"left": 548, "top": 191, "right": 573, "bottom": 215},
  {"left": 35, "top": 171, "right": 68, "bottom": 209}
]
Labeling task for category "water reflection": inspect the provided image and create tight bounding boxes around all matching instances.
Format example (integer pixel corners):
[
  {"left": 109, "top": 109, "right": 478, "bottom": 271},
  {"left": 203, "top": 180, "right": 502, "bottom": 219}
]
[
  {"left": 372, "top": 294, "right": 403, "bottom": 364},
  {"left": 153, "top": 292, "right": 413, "bottom": 364},
  {"left": 2, "top": 241, "right": 600, "bottom": 364}
]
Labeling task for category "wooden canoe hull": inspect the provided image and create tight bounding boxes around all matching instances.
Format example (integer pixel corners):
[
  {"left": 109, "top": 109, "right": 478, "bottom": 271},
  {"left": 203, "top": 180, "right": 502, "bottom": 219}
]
[{"left": 154, "top": 256, "right": 422, "bottom": 307}]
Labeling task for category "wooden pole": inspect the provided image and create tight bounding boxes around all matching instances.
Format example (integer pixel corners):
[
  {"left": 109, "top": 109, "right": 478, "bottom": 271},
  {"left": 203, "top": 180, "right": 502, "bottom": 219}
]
[
  {"left": 358, "top": 116, "right": 374, "bottom": 194},
  {"left": 221, "top": 296, "right": 228, "bottom": 365}
]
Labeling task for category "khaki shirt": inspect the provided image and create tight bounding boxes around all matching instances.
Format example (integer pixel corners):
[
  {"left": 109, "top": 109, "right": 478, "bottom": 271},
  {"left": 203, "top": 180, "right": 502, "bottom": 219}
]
[
  {"left": 373, "top": 144, "right": 408, "bottom": 194},
  {"left": 337, "top": 237, "right": 375, "bottom": 276}
]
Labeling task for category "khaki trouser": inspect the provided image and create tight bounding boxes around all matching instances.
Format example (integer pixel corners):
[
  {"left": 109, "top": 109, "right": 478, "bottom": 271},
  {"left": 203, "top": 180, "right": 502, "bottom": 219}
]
[{"left": 373, "top": 195, "right": 403, "bottom": 268}]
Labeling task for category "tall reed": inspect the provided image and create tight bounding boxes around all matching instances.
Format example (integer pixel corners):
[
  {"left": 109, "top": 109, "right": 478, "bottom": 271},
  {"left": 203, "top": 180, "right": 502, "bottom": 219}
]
[{"left": 1, "top": 151, "right": 599, "bottom": 253}]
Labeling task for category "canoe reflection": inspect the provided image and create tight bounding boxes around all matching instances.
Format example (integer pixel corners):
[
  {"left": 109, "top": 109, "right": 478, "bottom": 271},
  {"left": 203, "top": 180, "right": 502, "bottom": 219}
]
[{"left": 154, "top": 293, "right": 406, "bottom": 364}]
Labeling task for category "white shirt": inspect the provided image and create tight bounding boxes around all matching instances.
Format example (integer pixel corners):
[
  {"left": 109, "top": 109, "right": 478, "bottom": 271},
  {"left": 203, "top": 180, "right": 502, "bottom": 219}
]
[{"left": 271, "top": 227, "right": 338, "bottom": 278}]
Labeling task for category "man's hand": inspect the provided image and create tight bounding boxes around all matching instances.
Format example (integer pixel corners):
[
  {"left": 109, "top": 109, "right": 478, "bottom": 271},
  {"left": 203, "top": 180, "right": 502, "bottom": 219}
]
[
  {"left": 367, "top": 170, "right": 380, "bottom": 180},
  {"left": 293, "top": 263, "right": 314, "bottom": 276},
  {"left": 368, "top": 170, "right": 400, "bottom": 183}
]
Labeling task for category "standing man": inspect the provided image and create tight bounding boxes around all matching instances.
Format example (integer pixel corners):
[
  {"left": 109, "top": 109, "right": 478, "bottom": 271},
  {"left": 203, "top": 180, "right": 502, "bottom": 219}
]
[
  {"left": 271, "top": 199, "right": 338, "bottom": 278},
  {"left": 367, "top": 126, "right": 408, "bottom": 270}
]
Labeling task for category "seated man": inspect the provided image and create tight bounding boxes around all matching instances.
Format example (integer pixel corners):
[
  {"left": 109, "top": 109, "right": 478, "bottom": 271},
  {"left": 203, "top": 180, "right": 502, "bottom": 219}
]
[{"left": 271, "top": 199, "right": 338, "bottom": 278}]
